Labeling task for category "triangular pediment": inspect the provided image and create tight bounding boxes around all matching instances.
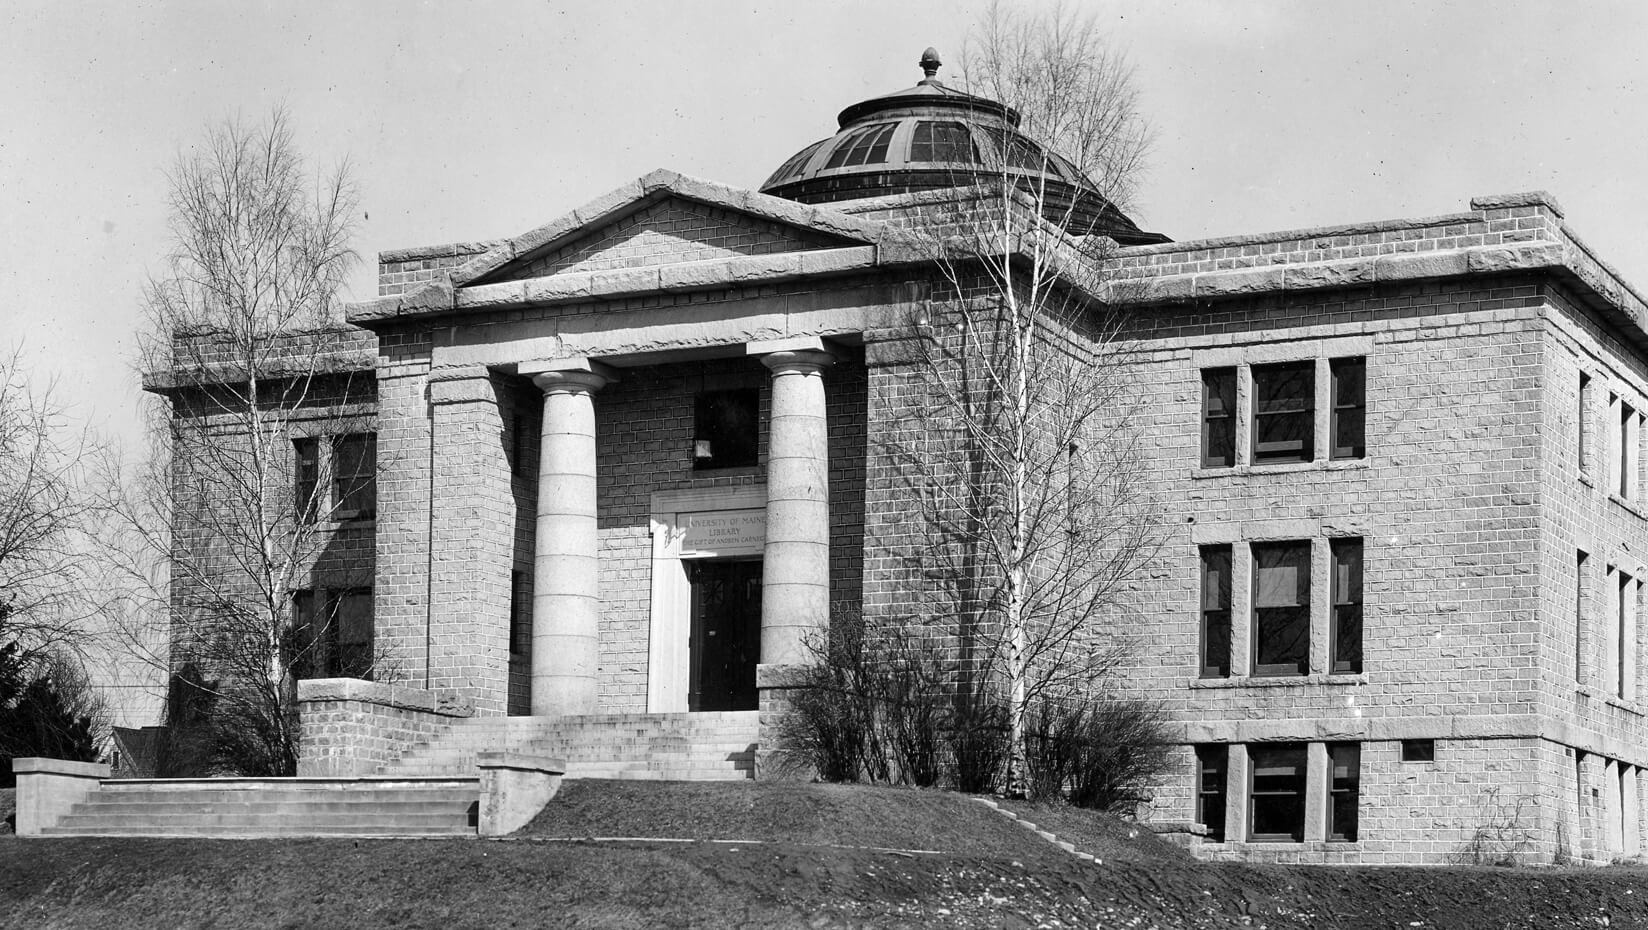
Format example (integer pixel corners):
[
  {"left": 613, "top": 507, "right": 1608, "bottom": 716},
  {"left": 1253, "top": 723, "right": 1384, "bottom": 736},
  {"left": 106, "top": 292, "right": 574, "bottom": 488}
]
[{"left": 456, "top": 170, "right": 888, "bottom": 288}]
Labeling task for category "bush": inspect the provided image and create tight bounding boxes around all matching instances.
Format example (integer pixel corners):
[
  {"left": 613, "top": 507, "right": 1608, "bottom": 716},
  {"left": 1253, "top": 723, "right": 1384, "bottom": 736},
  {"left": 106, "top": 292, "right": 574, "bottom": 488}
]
[
  {"left": 1024, "top": 695, "right": 1172, "bottom": 809},
  {"left": 783, "top": 615, "right": 953, "bottom": 786},
  {"left": 782, "top": 615, "right": 1169, "bottom": 804}
]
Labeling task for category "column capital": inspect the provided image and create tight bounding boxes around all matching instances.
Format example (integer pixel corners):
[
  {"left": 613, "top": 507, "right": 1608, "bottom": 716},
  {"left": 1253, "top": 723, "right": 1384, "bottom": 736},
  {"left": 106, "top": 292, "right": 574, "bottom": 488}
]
[
  {"left": 522, "top": 357, "right": 617, "bottom": 395},
  {"left": 758, "top": 349, "right": 837, "bottom": 377}
]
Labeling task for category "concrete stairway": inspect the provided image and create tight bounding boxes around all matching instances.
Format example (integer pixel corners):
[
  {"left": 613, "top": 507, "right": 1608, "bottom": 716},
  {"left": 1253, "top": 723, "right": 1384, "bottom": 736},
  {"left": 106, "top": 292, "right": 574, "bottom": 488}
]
[
  {"left": 39, "top": 777, "right": 480, "bottom": 838},
  {"left": 381, "top": 711, "right": 759, "bottom": 781}
]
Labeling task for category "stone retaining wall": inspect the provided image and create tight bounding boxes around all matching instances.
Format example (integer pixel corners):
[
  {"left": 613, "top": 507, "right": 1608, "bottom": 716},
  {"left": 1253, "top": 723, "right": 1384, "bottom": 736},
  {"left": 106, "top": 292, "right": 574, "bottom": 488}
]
[{"left": 296, "top": 679, "right": 473, "bottom": 776}]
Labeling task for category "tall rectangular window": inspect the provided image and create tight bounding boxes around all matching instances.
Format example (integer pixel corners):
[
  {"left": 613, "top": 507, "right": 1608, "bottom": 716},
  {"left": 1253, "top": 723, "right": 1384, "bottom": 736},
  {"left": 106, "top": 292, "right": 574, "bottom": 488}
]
[
  {"left": 693, "top": 389, "right": 760, "bottom": 470},
  {"left": 1253, "top": 541, "right": 1311, "bottom": 676},
  {"left": 1618, "top": 570, "right": 1635, "bottom": 700},
  {"left": 332, "top": 433, "right": 377, "bottom": 520},
  {"left": 1196, "top": 745, "right": 1228, "bottom": 842},
  {"left": 1579, "top": 373, "right": 1593, "bottom": 473},
  {"left": 293, "top": 437, "right": 320, "bottom": 524},
  {"left": 1251, "top": 362, "right": 1315, "bottom": 464},
  {"left": 290, "top": 589, "right": 318, "bottom": 679},
  {"left": 330, "top": 587, "right": 374, "bottom": 679},
  {"left": 1330, "top": 539, "right": 1363, "bottom": 674},
  {"left": 1201, "top": 368, "right": 1237, "bottom": 468},
  {"left": 1327, "top": 743, "right": 1360, "bottom": 842},
  {"left": 1329, "top": 357, "right": 1366, "bottom": 460},
  {"left": 1200, "top": 545, "right": 1233, "bottom": 678},
  {"left": 1248, "top": 743, "right": 1307, "bottom": 842},
  {"left": 1577, "top": 550, "right": 1590, "bottom": 683},
  {"left": 509, "top": 570, "right": 531, "bottom": 656},
  {"left": 1621, "top": 400, "right": 1636, "bottom": 499}
]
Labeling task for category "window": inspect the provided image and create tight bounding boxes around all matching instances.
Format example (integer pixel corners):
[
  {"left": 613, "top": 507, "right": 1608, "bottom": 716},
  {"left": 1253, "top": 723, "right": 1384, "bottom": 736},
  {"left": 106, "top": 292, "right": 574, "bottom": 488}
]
[
  {"left": 1400, "top": 739, "right": 1435, "bottom": 763},
  {"left": 1617, "top": 569, "right": 1636, "bottom": 701},
  {"left": 1200, "top": 546, "right": 1233, "bottom": 678},
  {"left": 510, "top": 413, "right": 528, "bottom": 479},
  {"left": 1330, "top": 539, "right": 1363, "bottom": 674},
  {"left": 289, "top": 587, "right": 374, "bottom": 680},
  {"left": 1201, "top": 368, "right": 1236, "bottom": 468},
  {"left": 1195, "top": 745, "right": 1228, "bottom": 842},
  {"left": 1579, "top": 373, "right": 1593, "bottom": 473},
  {"left": 1330, "top": 358, "right": 1365, "bottom": 460},
  {"left": 1200, "top": 354, "right": 1368, "bottom": 468},
  {"left": 1251, "top": 362, "right": 1314, "bottom": 464},
  {"left": 332, "top": 433, "right": 376, "bottom": 520},
  {"left": 289, "top": 589, "right": 319, "bottom": 679},
  {"left": 1252, "top": 541, "right": 1310, "bottom": 676},
  {"left": 1327, "top": 743, "right": 1360, "bottom": 842},
  {"left": 1577, "top": 550, "right": 1590, "bottom": 683},
  {"left": 330, "top": 588, "right": 374, "bottom": 678},
  {"left": 294, "top": 438, "right": 321, "bottom": 524},
  {"left": 1248, "top": 743, "right": 1307, "bottom": 842},
  {"left": 509, "top": 571, "right": 531, "bottom": 657},
  {"left": 693, "top": 389, "right": 759, "bottom": 470},
  {"left": 763, "top": 139, "right": 827, "bottom": 187},
  {"left": 823, "top": 122, "right": 897, "bottom": 169},
  {"left": 294, "top": 432, "right": 377, "bottom": 523},
  {"left": 909, "top": 121, "right": 978, "bottom": 163},
  {"left": 1620, "top": 397, "right": 1637, "bottom": 499}
]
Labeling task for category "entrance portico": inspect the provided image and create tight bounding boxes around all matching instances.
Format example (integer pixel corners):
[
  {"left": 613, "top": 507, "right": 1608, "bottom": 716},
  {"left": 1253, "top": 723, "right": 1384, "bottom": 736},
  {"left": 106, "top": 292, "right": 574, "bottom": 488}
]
[{"left": 514, "top": 337, "right": 841, "bottom": 717}]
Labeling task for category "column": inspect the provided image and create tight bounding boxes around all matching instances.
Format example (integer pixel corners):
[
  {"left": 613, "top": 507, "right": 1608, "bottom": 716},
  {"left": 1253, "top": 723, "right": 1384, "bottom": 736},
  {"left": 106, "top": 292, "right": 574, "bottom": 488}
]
[
  {"left": 756, "top": 346, "right": 836, "bottom": 667},
  {"left": 525, "top": 359, "right": 614, "bottom": 716}
]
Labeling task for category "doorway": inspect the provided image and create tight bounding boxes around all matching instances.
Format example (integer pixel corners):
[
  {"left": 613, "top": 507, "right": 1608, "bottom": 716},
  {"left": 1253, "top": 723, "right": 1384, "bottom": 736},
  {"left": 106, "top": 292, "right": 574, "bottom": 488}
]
[{"left": 686, "top": 559, "right": 762, "bottom": 711}]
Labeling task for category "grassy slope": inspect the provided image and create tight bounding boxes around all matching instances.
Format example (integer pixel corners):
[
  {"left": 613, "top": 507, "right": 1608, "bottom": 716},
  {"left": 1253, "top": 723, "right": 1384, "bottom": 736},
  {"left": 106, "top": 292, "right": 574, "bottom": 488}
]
[{"left": 3, "top": 782, "right": 1647, "bottom": 930}]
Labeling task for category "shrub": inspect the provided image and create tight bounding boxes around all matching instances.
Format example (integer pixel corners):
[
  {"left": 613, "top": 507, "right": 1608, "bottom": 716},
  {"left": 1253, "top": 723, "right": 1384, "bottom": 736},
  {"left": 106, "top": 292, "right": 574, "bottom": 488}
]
[{"left": 1024, "top": 695, "right": 1172, "bottom": 810}]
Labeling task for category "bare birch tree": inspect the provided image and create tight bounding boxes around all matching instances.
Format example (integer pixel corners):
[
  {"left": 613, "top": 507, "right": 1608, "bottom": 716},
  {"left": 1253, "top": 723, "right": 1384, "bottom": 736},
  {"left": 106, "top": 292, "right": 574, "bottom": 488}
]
[
  {"left": 891, "top": 6, "right": 1161, "bottom": 796},
  {"left": 108, "top": 110, "right": 370, "bottom": 775}
]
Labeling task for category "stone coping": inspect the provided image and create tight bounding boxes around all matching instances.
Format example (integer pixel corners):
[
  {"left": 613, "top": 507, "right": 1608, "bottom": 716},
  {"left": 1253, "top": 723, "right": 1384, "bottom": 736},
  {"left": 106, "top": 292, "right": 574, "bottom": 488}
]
[
  {"left": 100, "top": 776, "right": 479, "bottom": 786},
  {"left": 1119, "top": 191, "right": 1563, "bottom": 258},
  {"left": 475, "top": 752, "right": 567, "bottom": 775},
  {"left": 11, "top": 758, "right": 109, "bottom": 778},
  {"left": 295, "top": 678, "right": 474, "bottom": 717}
]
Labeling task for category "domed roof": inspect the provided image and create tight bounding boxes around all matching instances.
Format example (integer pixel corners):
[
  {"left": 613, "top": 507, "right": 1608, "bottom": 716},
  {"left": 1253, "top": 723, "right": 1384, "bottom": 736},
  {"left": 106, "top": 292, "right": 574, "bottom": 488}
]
[{"left": 760, "top": 49, "right": 1168, "bottom": 245}]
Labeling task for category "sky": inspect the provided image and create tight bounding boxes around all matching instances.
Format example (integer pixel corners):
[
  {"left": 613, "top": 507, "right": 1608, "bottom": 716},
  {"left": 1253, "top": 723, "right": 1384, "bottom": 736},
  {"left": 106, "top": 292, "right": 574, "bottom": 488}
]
[{"left": 4, "top": 0, "right": 1648, "bottom": 722}]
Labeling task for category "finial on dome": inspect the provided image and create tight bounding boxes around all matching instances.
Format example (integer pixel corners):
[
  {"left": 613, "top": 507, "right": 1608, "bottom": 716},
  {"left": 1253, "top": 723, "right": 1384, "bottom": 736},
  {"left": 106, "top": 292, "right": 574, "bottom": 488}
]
[{"left": 919, "top": 47, "right": 942, "bottom": 83}]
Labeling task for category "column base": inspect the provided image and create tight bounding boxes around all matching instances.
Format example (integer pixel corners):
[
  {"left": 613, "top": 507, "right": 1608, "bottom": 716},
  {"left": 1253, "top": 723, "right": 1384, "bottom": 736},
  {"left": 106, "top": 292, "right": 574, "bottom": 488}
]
[{"left": 755, "top": 663, "right": 818, "bottom": 782}]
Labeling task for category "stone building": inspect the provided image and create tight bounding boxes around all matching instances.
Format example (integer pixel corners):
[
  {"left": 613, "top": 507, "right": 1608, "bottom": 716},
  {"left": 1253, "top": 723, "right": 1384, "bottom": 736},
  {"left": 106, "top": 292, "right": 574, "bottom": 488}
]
[{"left": 157, "top": 52, "right": 1648, "bottom": 865}]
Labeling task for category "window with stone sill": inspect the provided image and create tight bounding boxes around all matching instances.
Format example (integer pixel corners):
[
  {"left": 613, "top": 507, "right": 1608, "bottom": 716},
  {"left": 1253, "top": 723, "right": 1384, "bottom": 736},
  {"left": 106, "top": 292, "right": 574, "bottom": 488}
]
[
  {"left": 289, "top": 586, "right": 374, "bottom": 680},
  {"left": 293, "top": 432, "right": 377, "bottom": 523},
  {"left": 1199, "top": 536, "right": 1363, "bottom": 679},
  {"left": 1198, "top": 356, "right": 1366, "bottom": 470}
]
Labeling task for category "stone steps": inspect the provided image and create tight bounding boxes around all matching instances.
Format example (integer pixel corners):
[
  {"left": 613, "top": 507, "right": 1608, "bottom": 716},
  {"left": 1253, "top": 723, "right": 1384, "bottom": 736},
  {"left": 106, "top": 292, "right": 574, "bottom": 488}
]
[
  {"left": 39, "top": 777, "right": 480, "bottom": 838},
  {"left": 380, "top": 711, "right": 759, "bottom": 781}
]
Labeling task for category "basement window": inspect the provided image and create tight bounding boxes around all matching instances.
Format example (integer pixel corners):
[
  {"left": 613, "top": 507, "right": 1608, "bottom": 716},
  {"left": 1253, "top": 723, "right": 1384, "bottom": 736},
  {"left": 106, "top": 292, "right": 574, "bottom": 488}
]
[
  {"left": 1248, "top": 743, "right": 1307, "bottom": 842},
  {"left": 1400, "top": 739, "right": 1435, "bottom": 763},
  {"left": 1196, "top": 745, "right": 1228, "bottom": 842}
]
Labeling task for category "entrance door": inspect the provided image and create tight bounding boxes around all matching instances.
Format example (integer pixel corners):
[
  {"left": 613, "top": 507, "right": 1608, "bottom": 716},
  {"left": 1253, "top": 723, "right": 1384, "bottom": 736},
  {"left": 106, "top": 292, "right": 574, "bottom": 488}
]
[{"left": 686, "top": 559, "right": 762, "bottom": 711}]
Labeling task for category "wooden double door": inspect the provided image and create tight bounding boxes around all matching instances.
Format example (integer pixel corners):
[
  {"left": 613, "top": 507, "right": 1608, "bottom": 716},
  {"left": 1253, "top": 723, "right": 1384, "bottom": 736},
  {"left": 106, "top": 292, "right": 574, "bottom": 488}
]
[{"left": 685, "top": 558, "right": 762, "bottom": 712}]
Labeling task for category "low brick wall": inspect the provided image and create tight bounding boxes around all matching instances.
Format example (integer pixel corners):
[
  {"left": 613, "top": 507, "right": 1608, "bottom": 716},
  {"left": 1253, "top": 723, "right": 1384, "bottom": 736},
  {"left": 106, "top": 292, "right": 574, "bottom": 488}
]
[{"left": 296, "top": 679, "right": 474, "bottom": 776}]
